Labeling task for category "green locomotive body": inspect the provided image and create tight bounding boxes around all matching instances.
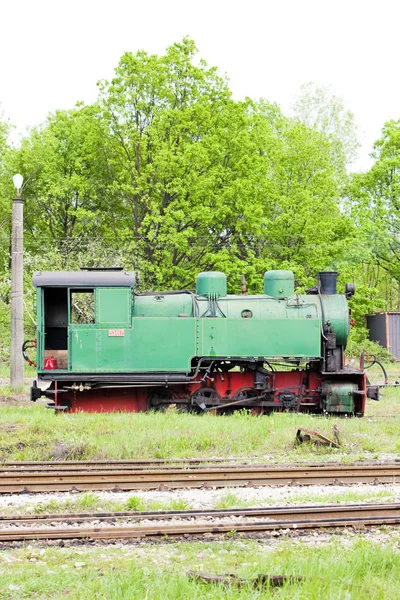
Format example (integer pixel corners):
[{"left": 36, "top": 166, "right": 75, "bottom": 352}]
[{"left": 28, "top": 269, "right": 372, "bottom": 415}]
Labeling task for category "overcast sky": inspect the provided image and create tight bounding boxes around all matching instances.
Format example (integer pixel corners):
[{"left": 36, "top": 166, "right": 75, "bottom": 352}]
[{"left": 1, "top": 0, "right": 399, "bottom": 171}]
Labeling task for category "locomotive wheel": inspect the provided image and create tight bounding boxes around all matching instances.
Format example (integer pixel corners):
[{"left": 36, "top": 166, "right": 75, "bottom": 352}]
[
  {"left": 191, "top": 388, "right": 222, "bottom": 411},
  {"left": 231, "top": 387, "right": 260, "bottom": 402}
]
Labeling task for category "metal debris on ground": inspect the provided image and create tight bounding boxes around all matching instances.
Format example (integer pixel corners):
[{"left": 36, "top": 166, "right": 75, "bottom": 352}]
[
  {"left": 188, "top": 571, "right": 304, "bottom": 588},
  {"left": 296, "top": 427, "right": 341, "bottom": 448}
]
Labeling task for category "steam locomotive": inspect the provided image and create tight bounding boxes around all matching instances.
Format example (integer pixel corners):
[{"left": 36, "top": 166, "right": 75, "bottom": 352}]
[{"left": 27, "top": 269, "right": 377, "bottom": 414}]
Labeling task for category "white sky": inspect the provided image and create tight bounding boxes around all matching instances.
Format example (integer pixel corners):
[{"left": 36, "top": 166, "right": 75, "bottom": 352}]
[{"left": 1, "top": 0, "right": 399, "bottom": 171}]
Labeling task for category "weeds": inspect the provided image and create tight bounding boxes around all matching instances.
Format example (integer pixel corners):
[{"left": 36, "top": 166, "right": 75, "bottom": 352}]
[
  {"left": 76, "top": 492, "right": 101, "bottom": 510},
  {"left": 276, "top": 488, "right": 393, "bottom": 505},
  {"left": 214, "top": 491, "right": 243, "bottom": 509},
  {"left": 33, "top": 498, "right": 62, "bottom": 514},
  {"left": 168, "top": 498, "right": 189, "bottom": 510},
  {"left": 125, "top": 496, "right": 146, "bottom": 512}
]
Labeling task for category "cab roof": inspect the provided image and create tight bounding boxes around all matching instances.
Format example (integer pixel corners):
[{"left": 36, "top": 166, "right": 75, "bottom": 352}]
[{"left": 32, "top": 271, "right": 135, "bottom": 288}]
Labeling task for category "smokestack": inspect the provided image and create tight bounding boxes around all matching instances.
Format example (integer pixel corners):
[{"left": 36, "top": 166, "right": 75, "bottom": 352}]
[{"left": 318, "top": 271, "right": 338, "bottom": 295}]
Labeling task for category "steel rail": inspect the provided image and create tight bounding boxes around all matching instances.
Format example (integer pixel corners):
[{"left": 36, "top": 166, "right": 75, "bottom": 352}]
[
  {"left": 1, "top": 503, "right": 400, "bottom": 541},
  {"left": 0, "top": 459, "right": 259, "bottom": 473},
  {"left": 1, "top": 464, "right": 400, "bottom": 493},
  {"left": 1, "top": 502, "right": 399, "bottom": 526},
  {"left": 1, "top": 458, "right": 246, "bottom": 466},
  {"left": 2, "top": 460, "right": 399, "bottom": 472}
]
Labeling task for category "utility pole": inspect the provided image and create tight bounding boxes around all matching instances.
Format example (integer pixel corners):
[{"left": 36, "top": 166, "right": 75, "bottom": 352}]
[{"left": 10, "top": 174, "right": 24, "bottom": 387}]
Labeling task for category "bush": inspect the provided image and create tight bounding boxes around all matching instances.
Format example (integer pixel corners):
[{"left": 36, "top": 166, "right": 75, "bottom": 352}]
[{"left": 345, "top": 333, "right": 395, "bottom": 363}]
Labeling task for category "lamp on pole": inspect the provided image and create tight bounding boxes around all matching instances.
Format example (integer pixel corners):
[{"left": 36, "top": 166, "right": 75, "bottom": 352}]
[{"left": 10, "top": 173, "right": 24, "bottom": 387}]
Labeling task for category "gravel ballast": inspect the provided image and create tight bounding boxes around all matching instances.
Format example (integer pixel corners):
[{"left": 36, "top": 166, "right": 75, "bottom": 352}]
[{"left": 0, "top": 482, "right": 399, "bottom": 513}]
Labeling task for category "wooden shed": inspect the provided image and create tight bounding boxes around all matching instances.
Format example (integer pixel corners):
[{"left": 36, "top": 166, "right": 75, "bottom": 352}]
[{"left": 367, "top": 312, "right": 400, "bottom": 359}]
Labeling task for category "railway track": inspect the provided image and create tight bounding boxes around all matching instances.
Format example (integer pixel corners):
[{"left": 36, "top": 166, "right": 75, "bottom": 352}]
[
  {"left": 0, "top": 458, "right": 253, "bottom": 472},
  {"left": 1, "top": 463, "right": 400, "bottom": 493},
  {"left": 0, "top": 503, "right": 399, "bottom": 541}
]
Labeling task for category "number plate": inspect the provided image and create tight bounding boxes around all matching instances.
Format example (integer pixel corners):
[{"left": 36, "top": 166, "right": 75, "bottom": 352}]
[{"left": 108, "top": 329, "right": 125, "bottom": 337}]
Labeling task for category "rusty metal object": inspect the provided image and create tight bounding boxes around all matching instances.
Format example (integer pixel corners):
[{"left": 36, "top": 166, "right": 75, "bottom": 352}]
[
  {"left": 188, "top": 571, "right": 304, "bottom": 588},
  {"left": 296, "top": 427, "right": 340, "bottom": 448}
]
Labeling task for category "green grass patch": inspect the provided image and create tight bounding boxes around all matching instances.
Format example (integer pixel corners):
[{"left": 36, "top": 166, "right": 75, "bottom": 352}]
[
  {"left": 168, "top": 498, "right": 190, "bottom": 510},
  {"left": 213, "top": 490, "right": 245, "bottom": 509},
  {"left": 213, "top": 488, "right": 394, "bottom": 510},
  {"left": 4, "top": 487, "right": 394, "bottom": 517},
  {"left": 1, "top": 537, "right": 400, "bottom": 598},
  {"left": 75, "top": 492, "right": 101, "bottom": 511},
  {"left": 10, "top": 493, "right": 192, "bottom": 517},
  {"left": 0, "top": 386, "right": 398, "bottom": 462},
  {"left": 125, "top": 495, "right": 146, "bottom": 512},
  {"left": 32, "top": 498, "right": 63, "bottom": 515},
  {"left": 147, "top": 498, "right": 191, "bottom": 511},
  {"left": 0, "top": 364, "right": 37, "bottom": 378},
  {"left": 273, "top": 488, "right": 394, "bottom": 505}
]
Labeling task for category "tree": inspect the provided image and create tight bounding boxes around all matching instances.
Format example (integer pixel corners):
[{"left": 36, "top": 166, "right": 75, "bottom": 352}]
[
  {"left": 10, "top": 106, "right": 113, "bottom": 268},
  {"left": 347, "top": 120, "right": 400, "bottom": 293},
  {"left": 292, "top": 82, "right": 360, "bottom": 171},
  {"left": 0, "top": 109, "right": 12, "bottom": 247},
  {"left": 94, "top": 38, "right": 280, "bottom": 290},
  {"left": 261, "top": 117, "right": 355, "bottom": 286},
  {"left": 0, "top": 111, "right": 18, "bottom": 362},
  {"left": 10, "top": 40, "right": 356, "bottom": 297},
  {"left": 0, "top": 111, "right": 13, "bottom": 270}
]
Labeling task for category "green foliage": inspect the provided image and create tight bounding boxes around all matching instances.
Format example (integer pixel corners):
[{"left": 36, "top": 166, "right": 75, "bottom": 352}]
[
  {"left": 292, "top": 81, "right": 360, "bottom": 169},
  {"left": 10, "top": 106, "right": 109, "bottom": 265},
  {"left": 168, "top": 498, "right": 190, "bottom": 510},
  {"left": 346, "top": 120, "right": 400, "bottom": 299},
  {"left": 345, "top": 336, "right": 394, "bottom": 362},
  {"left": 0, "top": 39, "right": 397, "bottom": 356},
  {"left": 95, "top": 38, "right": 279, "bottom": 289},
  {"left": 255, "top": 117, "right": 355, "bottom": 289},
  {"left": 0, "top": 298, "right": 10, "bottom": 363},
  {"left": 33, "top": 498, "right": 62, "bottom": 514},
  {"left": 6, "top": 39, "right": 354, "bottom": 294}
]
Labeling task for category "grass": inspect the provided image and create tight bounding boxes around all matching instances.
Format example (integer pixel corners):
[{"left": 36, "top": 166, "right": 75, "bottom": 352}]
[
  {"left": 1, "top": 487, "right": 394, "bottom": 516},
  {"left": 213, "top": 488, "right": 395, "bottom": 510},
  {"left": 213, "top": 491, "right": 244, "bottom": 509},
  {"left": 270, "top": 488, "right": 394, "bottom": 505},
  {"left": 75, "top": 492, "right": 101, "bottom": 510},
  {"left": 12, "top": 493, "right": 192, "bottom": 517},
  {"left": 1, "top": 537, "right": 400, "bottom": 598},
  {"left": 168, "top": 498, "right": 190, "bottom": 510},
  {"left": 0, "top": 376, "right": 399, "bottom": 463},
  {"left": 0, "top": 391, "right": 400, "bottom": 462},
  {"left": 32, "top": 498, "right": 63, "bottom": 514},
  {"left": 0, "top": 363, "right": 36, "bottom": 380},
  {"left": 125, "top": 495, "right": 146, "bottom": 512}
]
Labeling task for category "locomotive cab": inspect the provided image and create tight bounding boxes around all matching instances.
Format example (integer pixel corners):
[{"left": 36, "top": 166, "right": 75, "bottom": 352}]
[{"left": 33, "top": 271, "right": 135, "bottom": 374}]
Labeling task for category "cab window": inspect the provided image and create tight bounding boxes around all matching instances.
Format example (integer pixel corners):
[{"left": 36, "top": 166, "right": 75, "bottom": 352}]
[{"left": 70, "top": 289, "right": 95, "bottom": 324}]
